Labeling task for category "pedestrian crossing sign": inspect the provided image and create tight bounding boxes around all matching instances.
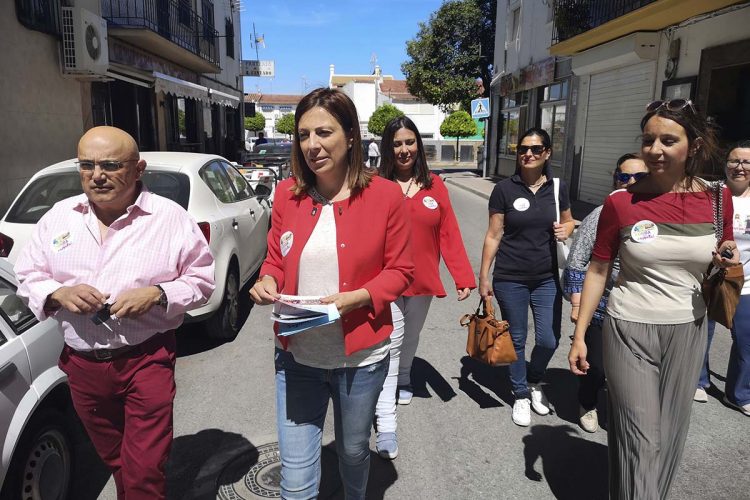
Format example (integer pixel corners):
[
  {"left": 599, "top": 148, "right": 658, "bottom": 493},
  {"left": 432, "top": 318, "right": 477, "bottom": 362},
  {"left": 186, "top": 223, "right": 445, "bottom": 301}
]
[{"left": 471, "top": 98, "right": 490, "bottom": 119}]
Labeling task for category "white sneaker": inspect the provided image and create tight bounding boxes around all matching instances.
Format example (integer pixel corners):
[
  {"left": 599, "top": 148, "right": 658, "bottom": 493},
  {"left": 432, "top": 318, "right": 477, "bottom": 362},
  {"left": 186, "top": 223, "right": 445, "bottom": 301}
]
[
  {"left": 512, "top": 398, "right": 531, "bottom": 427},
  {"left": 723, "top": 395, "right": 750, "bottom": 416},
  {"left": 529, "top": 384, "right": 550, "bottom": 415},
  {"left": 579, "top": 407, "right": 599, "bottom": 433},
  {"left": 694, "top": 387, "right": 708, "bottom": 403}
]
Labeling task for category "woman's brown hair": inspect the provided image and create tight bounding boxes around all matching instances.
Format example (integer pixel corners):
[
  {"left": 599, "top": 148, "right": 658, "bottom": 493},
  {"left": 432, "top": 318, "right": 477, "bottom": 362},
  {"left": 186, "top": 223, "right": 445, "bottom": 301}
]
[{"left": 290, "top": 88, "right": 372, "bottom": 196}]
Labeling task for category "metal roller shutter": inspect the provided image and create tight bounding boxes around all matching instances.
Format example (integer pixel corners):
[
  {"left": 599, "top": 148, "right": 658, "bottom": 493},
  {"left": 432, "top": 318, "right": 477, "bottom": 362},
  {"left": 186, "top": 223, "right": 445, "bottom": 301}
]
[{"left": 579, "top": 61, "right": 656, "bottom": 204}]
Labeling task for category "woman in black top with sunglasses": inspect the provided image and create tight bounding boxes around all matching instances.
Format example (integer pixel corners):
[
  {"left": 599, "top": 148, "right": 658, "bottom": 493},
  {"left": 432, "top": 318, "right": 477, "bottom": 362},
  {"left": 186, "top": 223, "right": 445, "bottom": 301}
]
[
  {"left": 563, "top": 153, "right": 648, "bottom": 433},
  {"left": 568, "top": 99, "right": 739, "bottom": 499},
  {"left": 479, "top": 127, "right": 575, "bottom": 427}
]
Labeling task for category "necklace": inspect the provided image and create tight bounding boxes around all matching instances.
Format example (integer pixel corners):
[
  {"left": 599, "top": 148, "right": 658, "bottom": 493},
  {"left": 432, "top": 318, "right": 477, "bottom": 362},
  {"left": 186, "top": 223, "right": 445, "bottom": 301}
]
[
  {"left": 525, "top": 175, "right": 546, "bottom": 189},
  {"left": 402, "top": 177, "right": 415, "bottom": 199},
  {"left": 308, "top": 186, "right": 332, "bottom": 205}
]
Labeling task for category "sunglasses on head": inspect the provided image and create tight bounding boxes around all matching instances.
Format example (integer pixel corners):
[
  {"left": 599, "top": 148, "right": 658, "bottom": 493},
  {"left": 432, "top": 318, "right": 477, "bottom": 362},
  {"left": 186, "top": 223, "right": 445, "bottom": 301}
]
[
  {"left": 645, "top": 99, "right": 696, "bottom": 114},
  {"left": 517, "top": 145, "right": 547, "bottom": 156},
  {"left": 614, "top": 172, "right": 648, "bottom": 184}
]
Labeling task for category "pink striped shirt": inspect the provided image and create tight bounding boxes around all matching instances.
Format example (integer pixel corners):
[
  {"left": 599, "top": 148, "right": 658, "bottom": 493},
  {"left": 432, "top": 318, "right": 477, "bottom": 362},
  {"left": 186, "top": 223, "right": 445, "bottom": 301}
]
[{"left": 15, "top": 189, "right": 215, "bottom": 351}]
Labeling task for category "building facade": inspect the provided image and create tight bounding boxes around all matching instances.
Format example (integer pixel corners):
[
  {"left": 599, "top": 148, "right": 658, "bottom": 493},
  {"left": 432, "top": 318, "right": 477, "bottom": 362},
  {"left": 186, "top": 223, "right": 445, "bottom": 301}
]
[
  {"left": 550, "top": 0, "right": 749, "bottom": 204},
  {"left": 489, "top": 0, "right": 577, "bottom": 182},
  {"left": 244, "top": 93, "right": 303, "bottom": 139},
  {"left": 328, "top": 64, "right": 448, "bottom": 140},
  {"left": 1, "top": 0, "right": 243, "bottom": 212}
]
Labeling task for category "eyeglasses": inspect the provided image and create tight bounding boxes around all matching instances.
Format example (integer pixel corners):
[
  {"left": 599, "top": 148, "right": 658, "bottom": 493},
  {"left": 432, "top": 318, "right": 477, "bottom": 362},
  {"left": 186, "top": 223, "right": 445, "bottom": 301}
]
[
  {"left": 517, "top": 145, "right": 547, "bottom": 156},
  {"left": 727, "top": 159, "right": 750, "bottom": 170},
  {"left": 645, "top": 99, "right": 697, "bottom": 114},
  {"left": 75, "top": 159, "right": 138, "bottom": 173},
  {"left": 614, "top": 172, "right": 648, "bottom": 184}
]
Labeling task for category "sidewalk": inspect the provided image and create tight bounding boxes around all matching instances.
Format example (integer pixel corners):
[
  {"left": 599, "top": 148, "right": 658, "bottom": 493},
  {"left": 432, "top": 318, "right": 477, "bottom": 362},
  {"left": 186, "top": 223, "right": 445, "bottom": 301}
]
[{"left": 439, "top": 171, "right": 598, "bottom": 221}]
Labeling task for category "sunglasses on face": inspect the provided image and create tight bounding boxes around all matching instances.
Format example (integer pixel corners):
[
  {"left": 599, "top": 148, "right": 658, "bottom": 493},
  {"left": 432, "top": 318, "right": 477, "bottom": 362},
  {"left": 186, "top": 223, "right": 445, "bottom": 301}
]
[
  {"left": 517, "top": 145, "right": 547, "bottom": 156},
  {"left": 75, "top": 159, "right": 137, "bottom": 173},
  {"left": 645, "top": 99, "right": 697, "bottom": 114},
  {"left": 614, "top": 172, "right": 648, "bottom": 184}
]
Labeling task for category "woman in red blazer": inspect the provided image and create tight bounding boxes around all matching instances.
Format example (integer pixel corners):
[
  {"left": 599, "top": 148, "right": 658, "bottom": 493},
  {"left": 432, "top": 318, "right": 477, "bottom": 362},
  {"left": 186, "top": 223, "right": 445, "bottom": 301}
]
[
  {"left": 250, "top": 88, "right": 413, "bottom": 500},
  {"left": 373, "top": 116, "right": 476, "bottom": 460}
]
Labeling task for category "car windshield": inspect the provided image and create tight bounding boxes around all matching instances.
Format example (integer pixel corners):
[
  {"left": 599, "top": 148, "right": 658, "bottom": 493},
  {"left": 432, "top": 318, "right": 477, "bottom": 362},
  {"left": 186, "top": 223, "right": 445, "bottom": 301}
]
[
  {"left": 5, "top": 171, "right": 191, "bottom": 224},
  {"left": 254, "top": 143, "right": 291, "bottom": 154}
]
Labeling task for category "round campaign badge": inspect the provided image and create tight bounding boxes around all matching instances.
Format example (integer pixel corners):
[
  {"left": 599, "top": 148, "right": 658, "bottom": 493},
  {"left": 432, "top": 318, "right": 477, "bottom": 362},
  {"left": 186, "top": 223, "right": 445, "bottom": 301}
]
[
  {"left": 280, "top": 231, "right": 294, "bottom": 256},
  {"left": 630, "top": 220, "right": 658, "bottom": 243},
  {"left": 513, "top": 198, "right": 530, "bottom": 211},
  {"left": 423, "top": 196, "right": 438, "bottom": 210}
]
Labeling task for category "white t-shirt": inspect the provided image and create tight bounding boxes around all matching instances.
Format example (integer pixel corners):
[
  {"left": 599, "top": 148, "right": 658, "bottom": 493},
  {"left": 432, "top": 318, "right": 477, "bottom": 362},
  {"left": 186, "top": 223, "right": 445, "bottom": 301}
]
[
  {"left": 368, "top": 142, "right": 380, "bottom": 157},
  {"left": 731, "top": 195, "right": 750, "bottom": 295}
]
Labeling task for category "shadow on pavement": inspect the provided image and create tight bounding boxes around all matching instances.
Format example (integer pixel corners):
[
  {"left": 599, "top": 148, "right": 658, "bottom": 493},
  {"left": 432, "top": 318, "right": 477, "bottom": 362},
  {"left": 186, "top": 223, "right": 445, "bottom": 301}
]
[
  {"left": 68, "top": 412, "right": 111, "bottom": 500},
  {"left": 168, "top": 428, "right": 255, "bottom": 499},
  {"left": 543, "top": 368, "right": 609, "bottom": 430},
  {"left": 322, "top": 442, "right": 398, "bottom": 500},
  {"left": 454, "top": 356, "right": 514, "bottom": 408},
  {"left": 522, "top": 424, "right": 608, "bottom": 500},
  {"left": 411, "top": 357, "right": 457, "bottom": 402}
]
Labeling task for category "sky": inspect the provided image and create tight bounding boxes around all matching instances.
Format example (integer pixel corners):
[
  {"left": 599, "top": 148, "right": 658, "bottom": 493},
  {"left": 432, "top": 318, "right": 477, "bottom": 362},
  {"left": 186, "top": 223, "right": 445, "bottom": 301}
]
[{"left": 238, "top": 0, "right": 444, "bottom": 96}]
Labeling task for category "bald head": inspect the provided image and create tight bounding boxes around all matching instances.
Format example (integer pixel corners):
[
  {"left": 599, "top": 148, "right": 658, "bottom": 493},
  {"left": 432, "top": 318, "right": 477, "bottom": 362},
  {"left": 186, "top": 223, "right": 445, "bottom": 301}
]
[{"left": 78, "top": 126, "right": 140, "bottom": 160}]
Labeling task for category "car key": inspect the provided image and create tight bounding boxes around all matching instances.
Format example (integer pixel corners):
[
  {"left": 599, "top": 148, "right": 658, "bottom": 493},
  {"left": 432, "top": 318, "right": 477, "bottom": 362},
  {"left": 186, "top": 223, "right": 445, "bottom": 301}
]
[
  {"left": 721, "top": 248, "right": 734, "bottom": 259},
  {"left": 91, "top": 304, "right": 114, "bottom": 332}
]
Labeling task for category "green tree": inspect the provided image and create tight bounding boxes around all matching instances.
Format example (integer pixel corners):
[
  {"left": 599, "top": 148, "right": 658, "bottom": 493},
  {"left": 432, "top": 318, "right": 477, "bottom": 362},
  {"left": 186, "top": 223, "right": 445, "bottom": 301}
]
[
  {"left": 367, "top": 104, "right": 405, "bottom": 137},
  {"left": 275, "top": 113, "right": 295, "bottom": 137},
  {"left": 440, "top": 110, "right": 477, "bottom": 161},
  {"left": 244, "top": 114, "right": 265, "bottom": 132},
  {"left": 402, "top": 0, "right": 496, "bottom": 112}
]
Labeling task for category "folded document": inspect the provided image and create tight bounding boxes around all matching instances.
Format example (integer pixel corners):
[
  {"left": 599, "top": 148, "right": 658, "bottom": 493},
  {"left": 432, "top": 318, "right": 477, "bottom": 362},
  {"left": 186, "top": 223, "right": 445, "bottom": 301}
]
[{"left": 271, "top": 295, "right": 340, "bottom": 336}]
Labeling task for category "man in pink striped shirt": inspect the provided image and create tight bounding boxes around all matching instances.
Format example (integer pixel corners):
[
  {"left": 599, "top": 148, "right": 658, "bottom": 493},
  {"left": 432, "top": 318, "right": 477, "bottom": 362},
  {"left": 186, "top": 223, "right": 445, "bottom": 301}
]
[{"left": 15, "top": 126, "right": 215, "bottom": 500}]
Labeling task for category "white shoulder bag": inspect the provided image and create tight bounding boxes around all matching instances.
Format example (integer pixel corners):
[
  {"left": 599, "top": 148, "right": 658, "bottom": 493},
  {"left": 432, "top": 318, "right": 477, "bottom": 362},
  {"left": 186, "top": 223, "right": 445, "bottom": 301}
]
[{"left": 552, "top": 178, "right": 570, "bottom": 283}]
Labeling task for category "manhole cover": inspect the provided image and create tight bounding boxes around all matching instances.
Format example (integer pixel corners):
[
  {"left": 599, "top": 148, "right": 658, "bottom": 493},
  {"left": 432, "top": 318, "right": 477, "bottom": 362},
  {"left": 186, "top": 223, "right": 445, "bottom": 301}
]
[{"left": 217, "top": 442, "right": 341, "bottom": 499}]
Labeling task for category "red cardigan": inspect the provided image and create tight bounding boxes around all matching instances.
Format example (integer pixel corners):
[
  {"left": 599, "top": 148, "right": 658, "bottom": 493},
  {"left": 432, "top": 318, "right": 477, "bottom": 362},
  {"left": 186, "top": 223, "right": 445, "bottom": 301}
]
[
  {"left": 403, "top": 174, "right": 476, "bottom": 296},
  {"left": 260, "top": 176, "right": 414, "bottom": 355}
]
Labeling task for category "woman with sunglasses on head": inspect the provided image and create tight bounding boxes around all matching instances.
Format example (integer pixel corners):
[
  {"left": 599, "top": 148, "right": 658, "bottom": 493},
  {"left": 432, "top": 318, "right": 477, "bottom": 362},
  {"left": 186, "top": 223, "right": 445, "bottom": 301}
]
[
  {"left": 250, "top": 88, "right": 413, "bottom": 499},
  {"left": 568, "top": 99, "right": 739, "bottom": 499},
  {"left": 372, "top": 116, "right": 475, "bottom": 459},
  {"left": 563, "top": 153, "right": 648, "bottom": 433},
  {"left": 695, "top": 141, "right": 750, "bottom": 415},
  {"left": 479, "top": 127, "right": 575, "bottom": 427}
]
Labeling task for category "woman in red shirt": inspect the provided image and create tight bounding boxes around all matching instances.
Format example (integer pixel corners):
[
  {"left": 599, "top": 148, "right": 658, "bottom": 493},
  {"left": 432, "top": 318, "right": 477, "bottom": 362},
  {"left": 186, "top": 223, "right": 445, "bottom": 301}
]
[
  {"left": 250, "top": 88, "right": 413, "bottom": 499},
  {"left": 373, "top": 116, "right": 475, "bottom": 459}
]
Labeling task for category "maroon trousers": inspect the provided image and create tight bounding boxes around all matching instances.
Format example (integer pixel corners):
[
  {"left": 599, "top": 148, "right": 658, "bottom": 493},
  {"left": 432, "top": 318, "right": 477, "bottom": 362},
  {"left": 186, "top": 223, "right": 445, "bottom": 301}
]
[{"left": 59, "top": 332, "right": 176, "bottom": 500}]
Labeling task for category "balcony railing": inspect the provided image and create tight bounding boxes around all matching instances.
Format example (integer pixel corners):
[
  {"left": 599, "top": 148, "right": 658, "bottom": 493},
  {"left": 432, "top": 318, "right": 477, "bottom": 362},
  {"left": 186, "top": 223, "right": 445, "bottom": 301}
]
[
  {"left": 552, "top": 0, "right": 658, "bottom": 45},
  {"left": 102, "top": 0, "right": 218, "bottom": 66}
]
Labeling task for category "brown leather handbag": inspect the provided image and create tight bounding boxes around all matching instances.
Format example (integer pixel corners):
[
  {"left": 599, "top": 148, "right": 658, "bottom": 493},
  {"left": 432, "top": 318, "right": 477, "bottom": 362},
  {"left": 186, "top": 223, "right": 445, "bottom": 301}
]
[
  {"left": 702, "top": 182, "right": 745, "bottom": 329},
  {"left": 460, "top": 296, "right": 517, "bottom": 366}
]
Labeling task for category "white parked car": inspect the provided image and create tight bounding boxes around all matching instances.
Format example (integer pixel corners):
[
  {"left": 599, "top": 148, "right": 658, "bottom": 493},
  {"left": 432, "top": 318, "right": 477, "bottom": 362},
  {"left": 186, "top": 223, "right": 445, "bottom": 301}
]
[
  {"left": 0, "top": 152, "right": 270, "bottom": 340},
  {"left": 0, "top": 258, "right": 73, "bottom": 499}
]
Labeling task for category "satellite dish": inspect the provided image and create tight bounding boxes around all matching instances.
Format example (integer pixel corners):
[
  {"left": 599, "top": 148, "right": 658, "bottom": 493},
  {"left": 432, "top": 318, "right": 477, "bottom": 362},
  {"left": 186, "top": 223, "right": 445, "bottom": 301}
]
[{"left": 85, "top": 23, "right": 100, "bottom": 61}]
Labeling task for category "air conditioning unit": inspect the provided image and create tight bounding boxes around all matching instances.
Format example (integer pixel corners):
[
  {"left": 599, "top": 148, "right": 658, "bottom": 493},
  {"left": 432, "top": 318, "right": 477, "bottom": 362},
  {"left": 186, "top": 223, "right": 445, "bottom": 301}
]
[{"left": 60, "top": 7, "right": 109, "bottom": 78}]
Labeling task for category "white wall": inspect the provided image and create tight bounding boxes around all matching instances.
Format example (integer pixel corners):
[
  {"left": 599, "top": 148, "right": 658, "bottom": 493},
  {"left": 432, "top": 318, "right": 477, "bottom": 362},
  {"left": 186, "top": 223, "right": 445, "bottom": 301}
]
[
  {"left": 0, "top": 2, "right": 86, "bottom": 213},
  {"left": 504, "top": 0, "right": 554, "bottom": 74},
  {"left": 654, "top": 5, "right": 750, "bottom": 92},
  {"left": 207, "top": 0, "right": 242, "bottom": 92}
]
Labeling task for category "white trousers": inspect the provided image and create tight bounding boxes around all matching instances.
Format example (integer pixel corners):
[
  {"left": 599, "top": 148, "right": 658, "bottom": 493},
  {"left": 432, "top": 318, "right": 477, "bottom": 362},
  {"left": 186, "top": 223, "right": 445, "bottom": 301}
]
[{"left": 374, "top": 295, "right": 433, "bottom": 433}]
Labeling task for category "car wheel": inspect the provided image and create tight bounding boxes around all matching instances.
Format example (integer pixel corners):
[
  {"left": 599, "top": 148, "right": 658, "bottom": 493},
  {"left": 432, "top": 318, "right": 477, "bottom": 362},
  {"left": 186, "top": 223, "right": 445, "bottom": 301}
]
[
  {"left": 206, "top": 265, "right": 241, "bottom": 340},
  {"left": 3, "top": 409, "right": 71, "bottom": 500}
]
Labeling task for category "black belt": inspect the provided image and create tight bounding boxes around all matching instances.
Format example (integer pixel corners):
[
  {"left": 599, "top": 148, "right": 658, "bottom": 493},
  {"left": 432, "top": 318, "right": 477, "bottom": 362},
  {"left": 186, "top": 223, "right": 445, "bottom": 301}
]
[{"left": 69, "top": 344, "right": 140, "bottom": 362}]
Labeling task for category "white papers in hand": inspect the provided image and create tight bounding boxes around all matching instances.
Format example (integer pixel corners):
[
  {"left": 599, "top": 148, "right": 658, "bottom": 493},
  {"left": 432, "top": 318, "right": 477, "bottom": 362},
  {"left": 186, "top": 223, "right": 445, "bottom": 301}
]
[{"left": 271, "top": 295, "right": 340, "bottom": 336}]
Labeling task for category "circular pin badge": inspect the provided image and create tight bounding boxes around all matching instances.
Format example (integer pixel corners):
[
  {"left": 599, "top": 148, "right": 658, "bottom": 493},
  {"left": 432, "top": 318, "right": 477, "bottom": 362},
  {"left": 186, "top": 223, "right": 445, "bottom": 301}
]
[
  {"left": 423, "top": 196, "right": 438, "bottom": 210},
  {"left": 630, "top": 220, "right": 658, "bottom": 243},
  {"left": 513, "top": 198, "right": 530, "bottom": 211},
  {"left": 280, "top": 231, "right": 294, "bottom": 256}
]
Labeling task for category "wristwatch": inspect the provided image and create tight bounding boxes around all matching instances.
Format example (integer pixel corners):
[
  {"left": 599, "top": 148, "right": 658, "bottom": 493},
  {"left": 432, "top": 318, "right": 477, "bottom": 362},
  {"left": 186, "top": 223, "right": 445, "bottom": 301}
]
[{"left": 155, "top": 284, "right": 168, "bottom": 308}]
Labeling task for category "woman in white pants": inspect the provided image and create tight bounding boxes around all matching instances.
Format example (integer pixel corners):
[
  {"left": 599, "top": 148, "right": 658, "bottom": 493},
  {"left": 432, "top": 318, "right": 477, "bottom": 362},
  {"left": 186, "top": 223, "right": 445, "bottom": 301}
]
[{"left": 374, "top": 116, "right": 475, "bottom": 459}]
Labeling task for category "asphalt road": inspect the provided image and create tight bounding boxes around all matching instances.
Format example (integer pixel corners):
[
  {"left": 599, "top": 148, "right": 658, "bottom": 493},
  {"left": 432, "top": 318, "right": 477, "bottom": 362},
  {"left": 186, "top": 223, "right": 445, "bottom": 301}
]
[{"left": 87, "top": 185, "right": 748, "bottom": 500}]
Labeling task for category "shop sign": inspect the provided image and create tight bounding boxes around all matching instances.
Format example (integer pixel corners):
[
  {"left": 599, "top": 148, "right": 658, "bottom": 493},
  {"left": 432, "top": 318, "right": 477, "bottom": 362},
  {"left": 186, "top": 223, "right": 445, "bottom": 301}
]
[{"left": 500, "top": 57, "right": 556, "bottom": 95}]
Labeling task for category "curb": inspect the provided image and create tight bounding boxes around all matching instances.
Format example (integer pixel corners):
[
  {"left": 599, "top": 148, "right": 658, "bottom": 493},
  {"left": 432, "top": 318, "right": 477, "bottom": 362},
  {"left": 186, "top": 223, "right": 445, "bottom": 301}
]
[{"left": 442, "top": 177, "right": 492, "bottom": 200}]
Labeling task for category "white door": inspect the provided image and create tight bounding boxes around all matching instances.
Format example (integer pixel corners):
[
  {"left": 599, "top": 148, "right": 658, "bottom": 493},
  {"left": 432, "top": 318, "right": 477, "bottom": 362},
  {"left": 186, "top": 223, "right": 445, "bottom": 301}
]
[{"left": 578, "top": 61, "right": 656, "bottom": 204}]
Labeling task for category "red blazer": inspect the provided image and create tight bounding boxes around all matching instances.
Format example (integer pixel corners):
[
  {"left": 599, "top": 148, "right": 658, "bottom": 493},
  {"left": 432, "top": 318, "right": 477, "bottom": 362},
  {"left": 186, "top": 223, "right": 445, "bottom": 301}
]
[
  {"left": 260, "top": 176, "right": 414, "bottom": 355},
  {"left": 403, "top": 174, "right": 476, "bottom": 296}
]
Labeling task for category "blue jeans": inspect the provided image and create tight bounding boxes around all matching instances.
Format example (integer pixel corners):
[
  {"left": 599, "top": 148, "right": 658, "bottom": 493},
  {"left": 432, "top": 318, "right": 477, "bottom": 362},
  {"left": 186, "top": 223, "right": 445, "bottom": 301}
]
[
  {"left": 726, "top": 294, "right": 750, "bottom": 405},
  {"left": 274, "top": 348, "right": 388, "bottom": 499},
  {"left": 493, "top": 277, "right": 561, "bottom": 399},
  {"left": 698, "top": 319, "right": 716, "bottom": 389}
]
